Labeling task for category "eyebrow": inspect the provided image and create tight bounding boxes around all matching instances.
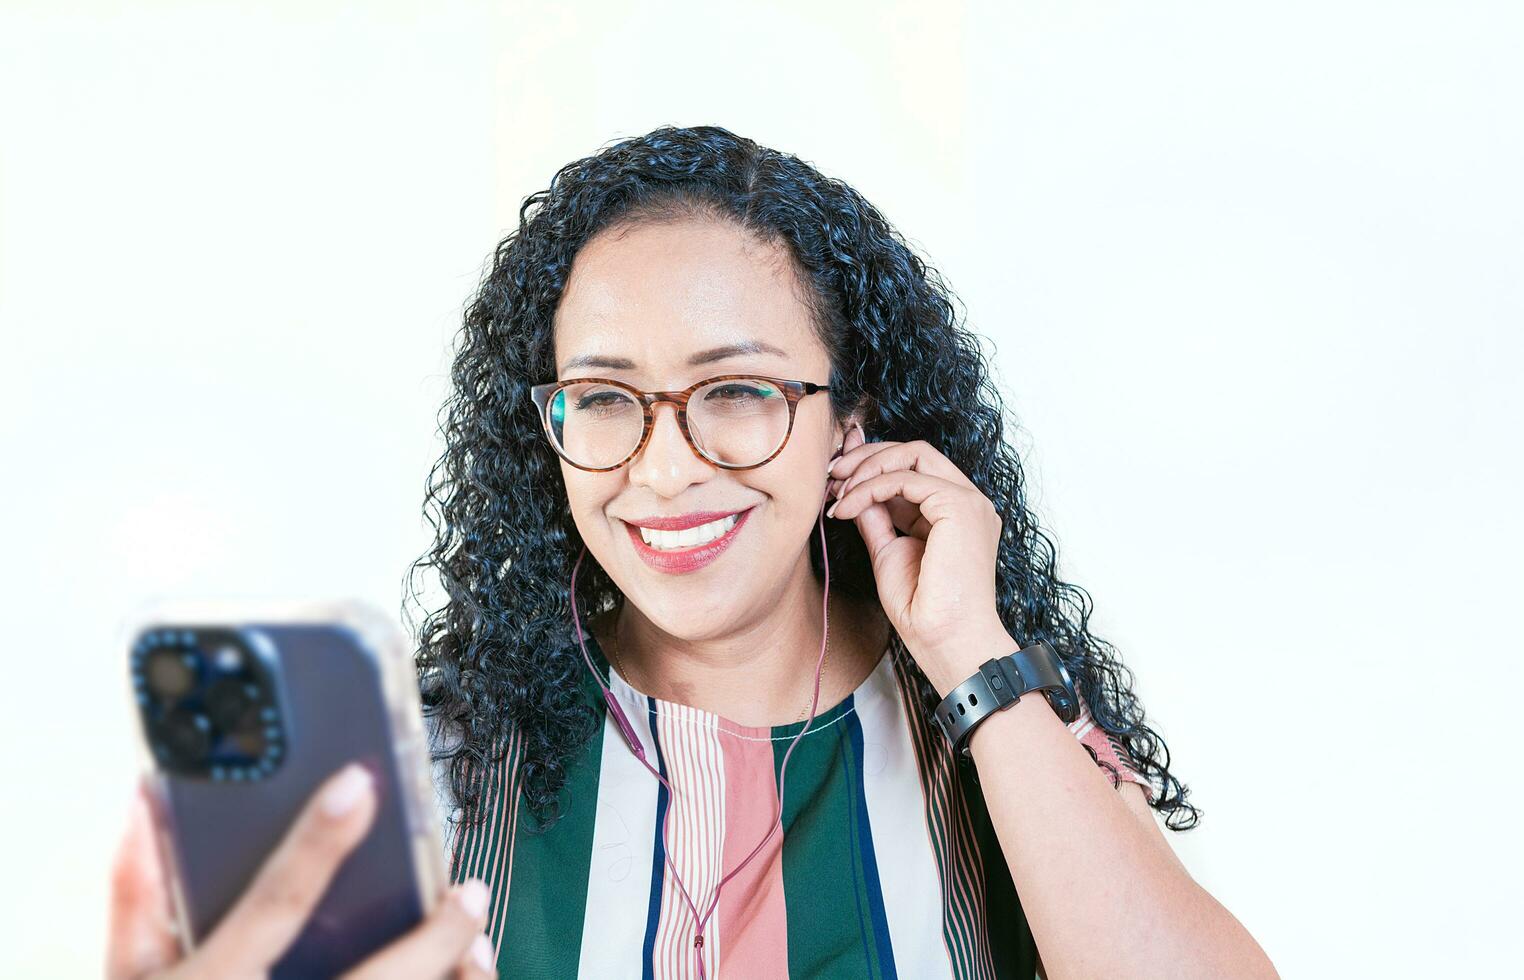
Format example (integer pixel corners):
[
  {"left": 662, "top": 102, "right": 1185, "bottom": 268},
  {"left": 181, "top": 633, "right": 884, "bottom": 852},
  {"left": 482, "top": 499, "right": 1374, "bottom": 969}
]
[{"left": 558, "top": 339, "right": 790, "bottom": 375}]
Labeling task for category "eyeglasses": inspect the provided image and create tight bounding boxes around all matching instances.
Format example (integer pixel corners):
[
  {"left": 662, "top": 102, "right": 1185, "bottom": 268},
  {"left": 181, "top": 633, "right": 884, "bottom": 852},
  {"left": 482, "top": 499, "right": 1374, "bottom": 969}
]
[{"left": 529, "top": 374, "right": 833, "bottom": 472}]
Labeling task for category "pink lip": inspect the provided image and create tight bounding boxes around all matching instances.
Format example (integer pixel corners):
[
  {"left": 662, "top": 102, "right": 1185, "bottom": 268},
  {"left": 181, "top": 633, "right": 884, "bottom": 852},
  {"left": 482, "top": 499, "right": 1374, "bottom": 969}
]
[
  {"left": 626, "top": 509, "right": 749, "bottom": 531},
  {"left": 624, "top": 506, "right": 755, "bottom": 574}
]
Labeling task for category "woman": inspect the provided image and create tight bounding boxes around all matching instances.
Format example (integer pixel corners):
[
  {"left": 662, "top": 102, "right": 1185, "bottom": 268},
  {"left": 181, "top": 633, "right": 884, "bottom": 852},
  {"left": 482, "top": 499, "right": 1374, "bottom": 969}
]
[
  {"left": 412, "top": 125, "right": 1276, "bottom": 978},
  {"left": 106, "top": 124, "right": 1276, "bottom": 980}
]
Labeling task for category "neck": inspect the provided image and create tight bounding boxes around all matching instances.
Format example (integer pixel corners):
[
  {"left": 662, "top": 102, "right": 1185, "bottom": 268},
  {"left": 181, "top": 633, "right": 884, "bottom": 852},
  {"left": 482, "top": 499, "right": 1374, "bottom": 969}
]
[{"left": 595, "top": 560, "right": 890, "bottom": 728}]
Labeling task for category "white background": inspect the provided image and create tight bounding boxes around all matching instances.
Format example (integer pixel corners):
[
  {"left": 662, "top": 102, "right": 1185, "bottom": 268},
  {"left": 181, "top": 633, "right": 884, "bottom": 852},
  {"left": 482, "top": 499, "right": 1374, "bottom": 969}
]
[{"left": 2, "top": 1, "right": 1519, "bottom": 975}]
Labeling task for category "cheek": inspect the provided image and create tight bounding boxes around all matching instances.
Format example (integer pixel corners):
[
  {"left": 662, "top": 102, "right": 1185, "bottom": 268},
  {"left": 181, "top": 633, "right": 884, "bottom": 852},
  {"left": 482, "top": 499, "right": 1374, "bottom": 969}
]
[
  {"left": 562, "top": 473, "right": 620, "bottom": 530},
  {"left": 754, "top": 469, "right": 826, "bottom": 527}
]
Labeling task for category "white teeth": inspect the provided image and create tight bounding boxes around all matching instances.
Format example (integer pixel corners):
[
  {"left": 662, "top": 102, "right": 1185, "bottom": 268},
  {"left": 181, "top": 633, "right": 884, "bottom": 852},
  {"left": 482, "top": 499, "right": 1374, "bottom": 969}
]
[{"left": 638, "top": 513, "right": 740, "bottom": 550}]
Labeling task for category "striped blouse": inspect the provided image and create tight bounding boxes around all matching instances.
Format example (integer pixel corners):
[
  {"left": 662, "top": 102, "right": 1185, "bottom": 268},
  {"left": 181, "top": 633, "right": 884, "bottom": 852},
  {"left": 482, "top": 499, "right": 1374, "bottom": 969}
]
[{"left": 429, "top": 626, "right": 1150, "bottom": 979}]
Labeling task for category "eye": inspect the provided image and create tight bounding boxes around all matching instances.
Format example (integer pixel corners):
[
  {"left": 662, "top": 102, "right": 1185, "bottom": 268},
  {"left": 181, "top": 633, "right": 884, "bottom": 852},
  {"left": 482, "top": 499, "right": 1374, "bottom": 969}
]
[
  {"left": 705, "top": 382, "right": 775, "bottom": 402},
  {"left": 575, "top": 391, "right": 633, "bottom": 411}
]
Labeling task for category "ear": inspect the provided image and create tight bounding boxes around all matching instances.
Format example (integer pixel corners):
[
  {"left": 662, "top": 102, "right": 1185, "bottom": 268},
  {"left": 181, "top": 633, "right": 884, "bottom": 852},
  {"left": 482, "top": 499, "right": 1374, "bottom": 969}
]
[
  {"left": 832, "top": 415, "right": 856, "bottom": 452},
  {"left": 845, "top": 401, "right": 872, "bottom": 439},
  {"left": 835, "top": 405, "right": 871, "bottom": 451},
  {"left": 832, "top": 399, "right": 873, "bottom": 452}
]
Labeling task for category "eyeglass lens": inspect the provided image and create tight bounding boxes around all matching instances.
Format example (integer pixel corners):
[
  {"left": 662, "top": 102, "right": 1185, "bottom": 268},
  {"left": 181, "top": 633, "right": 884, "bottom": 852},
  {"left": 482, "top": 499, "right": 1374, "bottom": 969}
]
[{"left": 546, "top": 378, "right": 791, "bottom": 468}]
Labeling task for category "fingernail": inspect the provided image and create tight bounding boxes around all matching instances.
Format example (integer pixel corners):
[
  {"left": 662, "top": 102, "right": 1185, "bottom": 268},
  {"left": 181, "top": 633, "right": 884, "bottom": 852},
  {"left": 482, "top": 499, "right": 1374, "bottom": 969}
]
[
  {"left": 826, "top": 499, "right": 839, "bottom": 518},
  {"left": 471, "top": 932, "right": 495, "bottom": 971},
  {"left": 852, "top": 421, "right": 866, "bottom": 441},
  {"left": 321, "top": 763, "right": 372, "bottom": 818},
  {"left": 458, "top": 878, "right": 490, "bottom": 918}
]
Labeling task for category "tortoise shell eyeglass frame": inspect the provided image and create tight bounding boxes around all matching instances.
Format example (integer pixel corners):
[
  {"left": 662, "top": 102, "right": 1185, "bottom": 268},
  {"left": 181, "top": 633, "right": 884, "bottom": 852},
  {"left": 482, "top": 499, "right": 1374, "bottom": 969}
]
[{"left": 529, "top": 374, "right": 835, "bottom": 473}]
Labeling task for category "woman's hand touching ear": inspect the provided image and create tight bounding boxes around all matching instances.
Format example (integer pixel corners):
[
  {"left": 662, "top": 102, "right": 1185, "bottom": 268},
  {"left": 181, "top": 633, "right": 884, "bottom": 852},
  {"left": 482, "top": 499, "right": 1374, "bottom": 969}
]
[{"left": 825, "top": 423, "right": 1017, "bottom": 697}]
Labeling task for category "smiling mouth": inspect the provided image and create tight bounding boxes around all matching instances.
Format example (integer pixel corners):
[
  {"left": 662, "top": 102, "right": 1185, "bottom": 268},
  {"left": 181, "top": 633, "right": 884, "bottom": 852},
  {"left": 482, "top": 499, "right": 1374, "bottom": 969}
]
[
  {"left": 634, "top": 512, "right": 743, "bottom": 550},
  {"left": 621, "top": 505, "right": 756, "bottom": 572}
]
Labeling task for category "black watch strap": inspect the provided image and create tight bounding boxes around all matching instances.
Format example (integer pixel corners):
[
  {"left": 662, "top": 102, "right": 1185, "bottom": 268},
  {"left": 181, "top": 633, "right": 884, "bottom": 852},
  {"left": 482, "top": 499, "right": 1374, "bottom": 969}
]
[{"left": 934, "top": 640, "right": 1079, "bottom": 757}]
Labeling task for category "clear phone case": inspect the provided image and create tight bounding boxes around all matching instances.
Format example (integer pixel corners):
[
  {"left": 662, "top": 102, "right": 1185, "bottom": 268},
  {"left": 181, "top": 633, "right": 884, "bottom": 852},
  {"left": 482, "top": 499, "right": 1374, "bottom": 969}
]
[{"left": 118, "top": 597, "right": 448, "bottom": 976}]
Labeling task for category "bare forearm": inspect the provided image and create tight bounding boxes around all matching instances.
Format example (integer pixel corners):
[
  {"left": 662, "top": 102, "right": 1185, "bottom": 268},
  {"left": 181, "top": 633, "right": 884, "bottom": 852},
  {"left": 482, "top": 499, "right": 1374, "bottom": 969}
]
[
  {"left": 968, "top": 696, "right": 1271, "bottom": 977},
  {"left": 924, "top": 633, "right": 1278, "bottom": 979}
]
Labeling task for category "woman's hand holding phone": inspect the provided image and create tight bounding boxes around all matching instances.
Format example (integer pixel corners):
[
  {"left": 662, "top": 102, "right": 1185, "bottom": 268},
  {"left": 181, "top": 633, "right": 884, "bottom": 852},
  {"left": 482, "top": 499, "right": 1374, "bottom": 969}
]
[{"left": 106, "top": 762, "right": 497, "bottom": 980}]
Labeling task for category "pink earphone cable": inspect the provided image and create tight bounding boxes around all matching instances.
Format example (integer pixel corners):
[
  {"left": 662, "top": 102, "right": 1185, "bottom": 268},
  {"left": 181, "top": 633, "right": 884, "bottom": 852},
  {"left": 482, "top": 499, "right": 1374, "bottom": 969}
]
[{"left": 569, "top": 478, "right": 838, "bottom": 979}]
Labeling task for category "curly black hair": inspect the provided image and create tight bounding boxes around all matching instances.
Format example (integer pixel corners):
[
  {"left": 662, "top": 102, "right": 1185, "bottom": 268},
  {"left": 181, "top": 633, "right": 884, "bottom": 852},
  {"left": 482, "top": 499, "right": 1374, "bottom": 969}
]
[{"left": 405, "top": 123, "right": 1201, "bottom": 838}]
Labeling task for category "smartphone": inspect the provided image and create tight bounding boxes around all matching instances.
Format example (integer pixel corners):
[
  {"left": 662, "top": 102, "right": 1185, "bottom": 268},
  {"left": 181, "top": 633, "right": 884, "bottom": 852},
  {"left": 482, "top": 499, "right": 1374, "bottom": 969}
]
[{"left": 120, "top": 598, "right": 448, "bottom": 978}]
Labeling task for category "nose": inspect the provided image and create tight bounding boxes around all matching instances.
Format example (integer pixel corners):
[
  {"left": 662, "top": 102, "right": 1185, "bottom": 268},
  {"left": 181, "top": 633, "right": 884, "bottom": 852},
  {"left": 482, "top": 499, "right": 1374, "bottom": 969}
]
[{"left": 625, "top": 400, "right": 714, "bottom": 494}]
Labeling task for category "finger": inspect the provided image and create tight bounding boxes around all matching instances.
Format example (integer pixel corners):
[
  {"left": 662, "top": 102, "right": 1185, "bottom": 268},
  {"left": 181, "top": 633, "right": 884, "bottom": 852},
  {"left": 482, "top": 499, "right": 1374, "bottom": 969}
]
[
  {"left": 105, "top": 778, "right": 182, "bottom": 980},
  {"left": 196, "top": 762, "right": 378, "bottom": 975},
  {"left": 826, "top": 425, "right": 879, "bottom": 497},
  {"left": 883, "top": 496, "right": 932, "bottom": 539},
  {"left": 830, "top": 469, "right": 984, "bottom": 527},
  {"left": 852, "top": 484, "right": 902, "bottom": 560},
  {"left": 831, "top": 440, "right": 979, "bottom": 494},
  {"left": 447, "top": 933, "right": 498, "bottom": 980},
  {"left": 827, "top": 437, "right": 897, "bottom": 480},
  {"left": 456, "top": 931, "right": 499, "bottom": 980},
  {"left": 339, "top": 880, "right": 495, "bottom": 980}
]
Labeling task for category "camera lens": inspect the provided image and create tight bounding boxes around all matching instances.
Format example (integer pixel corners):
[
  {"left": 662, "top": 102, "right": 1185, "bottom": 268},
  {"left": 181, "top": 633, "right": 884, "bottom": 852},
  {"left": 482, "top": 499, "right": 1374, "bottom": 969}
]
[
  {"left": 144, "top": 648, "right": 197, "bottom": 700},
  {"left": 205, "top": 677, "right": 259, "bottom": 732},
  {"left": 153, "top": 707, "right": 213, "bottom": 767}
]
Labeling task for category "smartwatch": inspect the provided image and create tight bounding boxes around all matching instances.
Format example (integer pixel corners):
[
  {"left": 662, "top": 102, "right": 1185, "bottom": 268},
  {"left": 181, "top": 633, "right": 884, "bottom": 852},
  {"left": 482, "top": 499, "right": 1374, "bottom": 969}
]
[{"left": 934, "top": 640, "right": 1079, "bottom": 757}]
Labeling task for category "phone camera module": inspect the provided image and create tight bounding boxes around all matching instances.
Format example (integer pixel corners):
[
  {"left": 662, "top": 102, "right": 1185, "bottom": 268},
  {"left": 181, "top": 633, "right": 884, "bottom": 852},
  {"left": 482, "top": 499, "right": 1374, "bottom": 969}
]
[{"left": 131, "top": 626, "right": 286, "bottom": 781}]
